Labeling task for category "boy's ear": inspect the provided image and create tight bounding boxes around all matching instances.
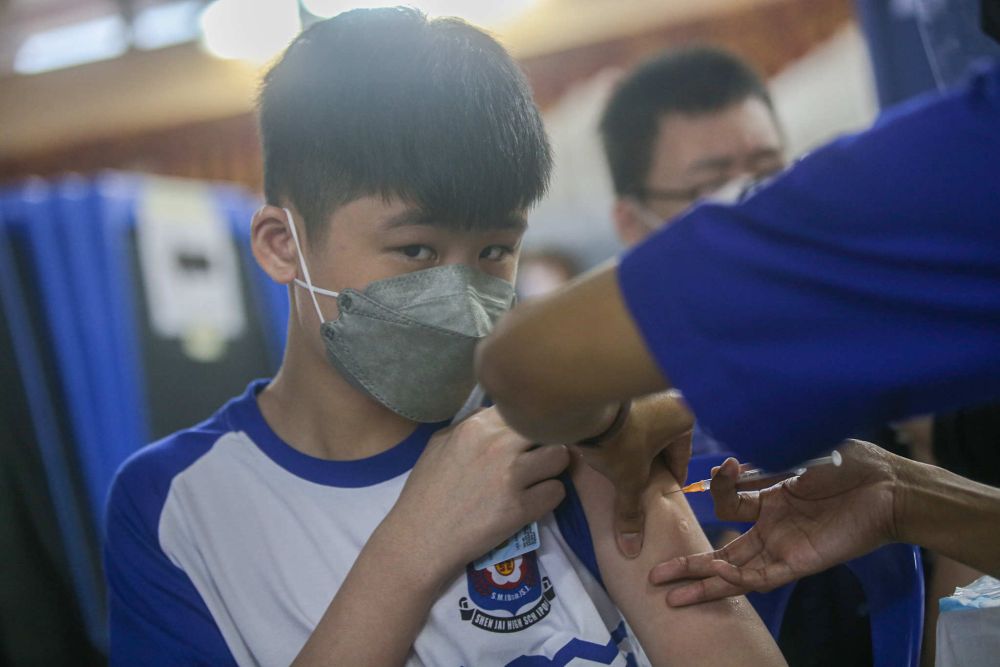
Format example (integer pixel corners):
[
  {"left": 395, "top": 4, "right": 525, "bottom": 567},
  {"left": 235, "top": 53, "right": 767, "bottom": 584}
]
[{"left": 252, "top": 205, "right": 299, "bottom": 285}]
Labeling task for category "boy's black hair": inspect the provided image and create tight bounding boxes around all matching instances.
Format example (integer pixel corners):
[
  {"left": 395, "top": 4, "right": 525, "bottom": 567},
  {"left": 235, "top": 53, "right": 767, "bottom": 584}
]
[
  {"left": 258, "top": 7, "right": 551, "bottom": 238},
  {"left": 599, "top": 46, "right": 774, "bottom": 197}
]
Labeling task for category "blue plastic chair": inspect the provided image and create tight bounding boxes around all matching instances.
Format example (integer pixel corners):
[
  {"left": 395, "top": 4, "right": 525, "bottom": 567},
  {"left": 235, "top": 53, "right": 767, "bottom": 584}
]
[{"left": 685, "top": 453, "right": 924, "bottom": 667}]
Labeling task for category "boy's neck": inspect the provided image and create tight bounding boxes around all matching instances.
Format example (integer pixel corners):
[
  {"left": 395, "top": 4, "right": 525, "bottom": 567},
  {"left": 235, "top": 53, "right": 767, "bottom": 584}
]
[{"left": 257, "top": 328, "right": 421, "bottom": 461}]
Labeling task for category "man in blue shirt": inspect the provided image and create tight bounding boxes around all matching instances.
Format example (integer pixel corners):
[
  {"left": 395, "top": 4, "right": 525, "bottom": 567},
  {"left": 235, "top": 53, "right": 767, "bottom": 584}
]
[{"left": 476, "top": 5, "right": 1000, "bottom": 601}]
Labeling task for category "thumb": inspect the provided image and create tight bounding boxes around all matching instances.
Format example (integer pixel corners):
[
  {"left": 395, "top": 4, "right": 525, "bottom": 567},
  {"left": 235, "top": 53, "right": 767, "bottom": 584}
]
[
  {"left": 614, "top": 473, "right": 648, "bottom": 559},
  {"left": 711, "top": 458, "right": 762, "bottom": 523}
]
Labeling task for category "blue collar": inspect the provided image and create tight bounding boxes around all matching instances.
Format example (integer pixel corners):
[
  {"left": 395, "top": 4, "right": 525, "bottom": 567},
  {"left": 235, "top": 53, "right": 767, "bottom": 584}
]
[{"left": 226, "top": 379, "right": 449, "bottom": 487}]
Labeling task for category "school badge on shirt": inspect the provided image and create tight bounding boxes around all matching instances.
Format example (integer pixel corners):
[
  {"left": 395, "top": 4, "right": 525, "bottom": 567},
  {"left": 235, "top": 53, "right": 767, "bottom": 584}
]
[{"left": 459, "top": 552, "right": 556, "bottom": 633}]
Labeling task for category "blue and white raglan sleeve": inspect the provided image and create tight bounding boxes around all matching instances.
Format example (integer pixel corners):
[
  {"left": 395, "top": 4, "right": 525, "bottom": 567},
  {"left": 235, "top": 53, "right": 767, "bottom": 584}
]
[
  {"left": 104, "top": 442, "right": 237, "bottom": 666},
  {"left": 617, "top": 63, "right": 1000, "bottom": 471}
]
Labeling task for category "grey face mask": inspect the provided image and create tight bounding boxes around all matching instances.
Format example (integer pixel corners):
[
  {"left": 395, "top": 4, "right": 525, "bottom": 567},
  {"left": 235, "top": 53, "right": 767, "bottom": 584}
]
[{"left": 283, "top": 209, "right": 515, "bottom": 422}]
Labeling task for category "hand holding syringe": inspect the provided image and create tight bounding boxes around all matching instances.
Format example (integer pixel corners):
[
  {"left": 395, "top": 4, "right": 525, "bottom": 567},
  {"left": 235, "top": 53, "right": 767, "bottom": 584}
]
[{"left": 677, "top": 450, "right": 843, "bottom": 494}]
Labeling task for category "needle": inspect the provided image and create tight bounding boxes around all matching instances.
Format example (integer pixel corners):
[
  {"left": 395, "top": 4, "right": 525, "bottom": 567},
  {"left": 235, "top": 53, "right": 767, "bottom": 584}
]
[{"left": 672, "top": 451, "right": 843, "bottom": 494}]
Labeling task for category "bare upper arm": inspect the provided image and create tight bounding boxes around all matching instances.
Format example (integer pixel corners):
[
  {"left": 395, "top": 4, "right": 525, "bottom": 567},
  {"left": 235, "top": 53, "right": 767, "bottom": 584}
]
[{"left": 571, "top": 456, "right": 786, "bottom": 667}]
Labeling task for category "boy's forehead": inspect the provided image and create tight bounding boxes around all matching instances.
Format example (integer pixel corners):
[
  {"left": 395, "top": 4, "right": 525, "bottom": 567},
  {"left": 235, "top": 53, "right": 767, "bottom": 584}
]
[
  {"left": 379, "top": 206, "right": 528, "bottom": 233},
  {"left": 325, "top": 195, "right": 528, "bottom": 237}
]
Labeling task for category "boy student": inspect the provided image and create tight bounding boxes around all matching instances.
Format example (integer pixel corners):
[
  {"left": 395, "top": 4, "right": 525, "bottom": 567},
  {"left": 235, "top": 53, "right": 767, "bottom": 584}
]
[{"left": 104, "top": 8, "right": 783, "bottom": 666}]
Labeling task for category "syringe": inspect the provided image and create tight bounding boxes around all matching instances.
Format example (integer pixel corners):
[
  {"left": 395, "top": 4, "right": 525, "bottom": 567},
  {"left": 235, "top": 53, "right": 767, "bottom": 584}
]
[{"left": 679, "top": 450, "right": 843, "bottom": 494}]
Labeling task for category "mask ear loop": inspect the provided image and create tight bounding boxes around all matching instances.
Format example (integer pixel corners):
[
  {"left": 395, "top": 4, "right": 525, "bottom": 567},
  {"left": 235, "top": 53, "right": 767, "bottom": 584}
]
[
  {"left": 282, "top": 208, "right": 337, "bottom": 322},
  {"left": 628, "top": 197, "right": 666, "bottom": 231}
]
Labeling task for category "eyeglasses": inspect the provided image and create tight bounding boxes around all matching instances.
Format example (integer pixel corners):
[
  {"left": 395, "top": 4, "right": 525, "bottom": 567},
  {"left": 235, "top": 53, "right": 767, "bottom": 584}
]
[{"left": 633, "top": 181, "right": 729, "bottom": 204}]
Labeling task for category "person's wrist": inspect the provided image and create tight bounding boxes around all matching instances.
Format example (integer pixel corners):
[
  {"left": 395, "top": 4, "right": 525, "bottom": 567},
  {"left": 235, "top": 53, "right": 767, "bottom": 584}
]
[
  {"left": 376, "top": 507, "right": 465, "bottom": 588},
  {"left": 888, "top": 450, "right": 957, "bottom": 549},
  {"left": 635, "top": 392, "right": 694, "bottom": 457},
  {"left": 642, "top": 389, "right": 693, "bottom": 430},
  {"left": 577, "top": 401, "right": 632, "bottom": 448},
  {"left": 884, "top": 449, "right": 921, "bottom": 544}
]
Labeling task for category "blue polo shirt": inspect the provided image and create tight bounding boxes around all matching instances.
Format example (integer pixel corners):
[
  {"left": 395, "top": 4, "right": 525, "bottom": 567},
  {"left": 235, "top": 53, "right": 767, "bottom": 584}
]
[{"left": 618, "top": 62, "right": 1000, "bottom": 470}]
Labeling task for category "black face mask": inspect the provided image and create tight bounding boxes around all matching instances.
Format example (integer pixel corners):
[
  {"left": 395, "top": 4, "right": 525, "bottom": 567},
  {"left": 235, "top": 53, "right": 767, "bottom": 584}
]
[{"left": 984, "top": 0, "right": 1000, "bottom": 44}]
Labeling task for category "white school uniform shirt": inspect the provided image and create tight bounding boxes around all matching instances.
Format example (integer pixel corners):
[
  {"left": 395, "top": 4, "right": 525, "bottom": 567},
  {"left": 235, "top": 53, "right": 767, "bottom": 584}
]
[{"left": 105, "top": 379, "right": 647, "bottom": 666}]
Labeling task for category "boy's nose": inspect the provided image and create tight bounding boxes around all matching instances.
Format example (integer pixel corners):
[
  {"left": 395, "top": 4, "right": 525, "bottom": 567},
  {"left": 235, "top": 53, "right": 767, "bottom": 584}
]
[{"left": 439, "top": 248, "right": 481, "bottom": 268}]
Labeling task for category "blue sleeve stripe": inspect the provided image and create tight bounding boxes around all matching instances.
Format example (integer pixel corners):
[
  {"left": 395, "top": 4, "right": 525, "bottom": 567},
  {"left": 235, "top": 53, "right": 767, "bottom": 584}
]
[
  {"left": 505, "top": 635, "right": 621, "bottom": 666},
  {"left": 104, "top": 416, "right": 239, "bottom": 664},
  {"left": 553, "top": 474, "right": 603, "bottom": 589}
]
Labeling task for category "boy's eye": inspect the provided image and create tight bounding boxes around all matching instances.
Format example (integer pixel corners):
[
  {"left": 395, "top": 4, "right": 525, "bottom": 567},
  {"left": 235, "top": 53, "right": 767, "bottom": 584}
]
[
  {"left": 399, "top": 245, "right": 435, "bottom": 261},
  {"left": 481, "top": 245, "right": 512, "bottom": 261}
]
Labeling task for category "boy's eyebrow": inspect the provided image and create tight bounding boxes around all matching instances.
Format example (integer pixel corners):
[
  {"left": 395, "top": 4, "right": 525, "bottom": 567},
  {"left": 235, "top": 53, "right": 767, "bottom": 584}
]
[{"left": 380, "top": 208, "right": 528, "bottom": 231}]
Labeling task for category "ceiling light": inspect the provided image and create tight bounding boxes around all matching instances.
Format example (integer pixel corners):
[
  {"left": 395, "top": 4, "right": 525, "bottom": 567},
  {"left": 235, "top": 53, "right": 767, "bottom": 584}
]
[
  {"left": 134, "top": 0, "right": 203, "bottom": 50},
  {"left": 14, "top": 15, "right": 128, "bottom": 75},
  {"left": 199, "top": 0, "right": 302, "bottom": 63},
  {"left": 301, "top": 0, "right": 538, "bottom": 29}
]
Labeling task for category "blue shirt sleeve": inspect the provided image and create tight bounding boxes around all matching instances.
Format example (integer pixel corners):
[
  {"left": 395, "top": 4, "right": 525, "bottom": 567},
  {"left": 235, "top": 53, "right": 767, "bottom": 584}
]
[
  {"left": 553, "top": 474, "right": 603, "bottom": 588},
  {"left": 104, "top": 437, "right": 237, "bottom": 666},
  {"left": 617, "top": 63, "right": 1000, "bottom": 471}
]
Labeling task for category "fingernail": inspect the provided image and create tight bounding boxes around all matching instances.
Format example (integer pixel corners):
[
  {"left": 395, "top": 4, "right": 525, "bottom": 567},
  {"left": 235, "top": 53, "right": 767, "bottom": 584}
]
[{"left": 619, "top": 532, "right": 643, "bottom": 558}]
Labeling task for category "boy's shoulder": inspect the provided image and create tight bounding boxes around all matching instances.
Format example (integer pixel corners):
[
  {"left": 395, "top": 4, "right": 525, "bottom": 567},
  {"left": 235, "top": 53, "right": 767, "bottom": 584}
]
[{"left": 106, "top": 381, "right": 262, "bottom": 530}]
